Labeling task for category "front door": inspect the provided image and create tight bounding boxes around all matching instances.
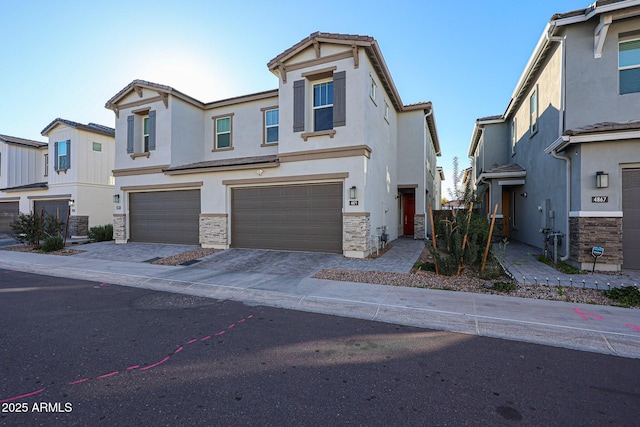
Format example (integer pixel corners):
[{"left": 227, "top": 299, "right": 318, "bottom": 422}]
[
  {"left": 403, "top": 193, "right": 415, "bottom": 236},
  {"left": 501, "top": 189, "right": 510, "bottom": 238}
]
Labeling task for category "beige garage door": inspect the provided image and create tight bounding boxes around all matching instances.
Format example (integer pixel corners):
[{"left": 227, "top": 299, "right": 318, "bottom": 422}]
[
  {"left": 0, "top": 201, "right": 19, "bottom": 234},
  {"left": 623, "top": 169, "right": 640, "bottom": 270},
  {"left": 231, "top": 183, "right": 343, "bottom": 253},
  {"left": 129, "top": 190, "right": 200, "bottom": 245}
]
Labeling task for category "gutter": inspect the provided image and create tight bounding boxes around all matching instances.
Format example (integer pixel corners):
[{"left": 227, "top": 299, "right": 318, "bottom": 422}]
[{"left": 545, "top": 26, "right": 570, "bottom": 262}]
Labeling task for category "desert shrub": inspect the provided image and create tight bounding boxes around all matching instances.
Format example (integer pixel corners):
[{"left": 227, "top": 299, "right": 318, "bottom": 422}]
[
  {"left": 88, "top": 224, "right": 113, "bottom": 242},
  {"left": 430, "top": 211, "right": 490, "bottom": 276},
  {"left": 11, "top": 212, "right": 63, "bottom": 247},
  {"left": 604, "top": 286, "right": 640, "bottom": 307},
  {"left": 41, "top": 236, "right": 64, "bottom": 252}
]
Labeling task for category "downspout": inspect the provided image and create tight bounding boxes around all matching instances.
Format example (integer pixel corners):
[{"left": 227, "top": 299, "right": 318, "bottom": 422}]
[
  {"left": 423, "top": 108, "right": 434, "bottom": 239},
  {"left": 546, "top": 26, "right": 570, "bottom": 261}
]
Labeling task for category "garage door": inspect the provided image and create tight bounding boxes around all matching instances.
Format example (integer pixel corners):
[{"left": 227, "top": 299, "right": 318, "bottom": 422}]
[
  {"left": 0, "top": 202, "right": 19, "bottom": 234},
  {"left": 231, "top": 183, "right": 343, "bottom": 253},
  {"left": 34, "top": 199, "right": 70, "bottom": 237},
  {"left": 623, "top": 169, "right": 640, "bottom": 269},
  {"left": 129, "top": 190, "right": 200, "bottom": 245}
]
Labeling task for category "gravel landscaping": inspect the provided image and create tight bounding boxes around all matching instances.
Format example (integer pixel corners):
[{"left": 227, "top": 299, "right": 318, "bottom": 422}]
[{"left": 150, "top": 248, "right": 218, "bottom": 266}]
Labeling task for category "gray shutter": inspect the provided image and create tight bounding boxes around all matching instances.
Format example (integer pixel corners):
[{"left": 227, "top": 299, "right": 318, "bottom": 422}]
[
  {"left": 293, "top": 80, "right": 305, "bottom": 132},
  {"left": 127, "top": 115, "right": 134, "bottom": 153},
  {"left": 66, "top": 140, "right": 70, "bottom": 169},
  {"left": 148, "top": 110, "right": 156, "bottom": 151},
  {"left": 54, "top": 141, "right": 59, "bottom": 170},
  {"left": 333, "top": 71, "right": 346, "bottom": 127}
]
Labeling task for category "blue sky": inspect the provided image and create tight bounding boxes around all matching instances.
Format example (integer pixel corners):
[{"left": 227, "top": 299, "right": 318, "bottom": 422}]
[{"left": 2, "top": 0, "right": 590, "bottom": 196}]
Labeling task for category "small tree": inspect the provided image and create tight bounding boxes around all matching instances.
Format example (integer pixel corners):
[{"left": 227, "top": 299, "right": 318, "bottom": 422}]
[{"left": 11, "top": 212, "right": 63, "bottom": 247}]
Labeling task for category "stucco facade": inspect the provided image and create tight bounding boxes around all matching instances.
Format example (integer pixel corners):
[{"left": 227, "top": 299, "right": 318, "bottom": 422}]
[
  {"left": 468, "top": 1, "right": 640, "bottom": 271},
  {"left": 0, "top": 119, "right": 115, "bottom": 237},
  {"left": 107, "top": 32, "right": 441, "bottom": 257}
]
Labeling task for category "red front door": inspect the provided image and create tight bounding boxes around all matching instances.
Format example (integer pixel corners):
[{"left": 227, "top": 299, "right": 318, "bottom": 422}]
[{"left": 403, "top": 193, "right": 415, "bottom": 236}]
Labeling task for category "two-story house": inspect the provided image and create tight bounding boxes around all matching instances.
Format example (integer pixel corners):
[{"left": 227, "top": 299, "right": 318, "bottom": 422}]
[
  {"left": 0, "top": 119, "right": 115, "bottom": 237},
  {"left": 468, "top": 0, "right": 640, "bottom": 271},
  {"left": 106, "top": 32, "right": 441, "bottom": 258}
]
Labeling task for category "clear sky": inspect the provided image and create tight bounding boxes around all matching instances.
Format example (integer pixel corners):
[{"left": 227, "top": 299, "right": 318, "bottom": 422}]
[{"left": 1, "top": 0, "right": 591, "bottom": 197}]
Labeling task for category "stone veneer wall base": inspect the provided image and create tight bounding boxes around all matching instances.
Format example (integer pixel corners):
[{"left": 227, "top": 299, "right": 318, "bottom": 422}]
[
  {"left": 68, "top": 215, "right": 89, "bottom": 238},
  {"left": 200, "top": 214, "right": 228, "bottom": 249},
  {"left": 343, "top": 213, "right": 371, "bottom": 258},
  {"left": 569, "top": 216, "right": 622, "bottom": 271},
  {"left": 414, "top": 214, "right": 425, "bottom": 240},
  {"left": 113, "top": 214, "right": 126, "bottom": 244}
]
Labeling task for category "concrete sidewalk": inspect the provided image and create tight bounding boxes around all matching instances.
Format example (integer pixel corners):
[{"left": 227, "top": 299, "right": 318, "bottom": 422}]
[{"left": 1, "top": 239, "right": 639, "bottom": 359}]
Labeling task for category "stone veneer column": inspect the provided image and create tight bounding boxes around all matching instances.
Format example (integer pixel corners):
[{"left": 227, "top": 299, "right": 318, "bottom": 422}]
[
  {"left": 68, "top": 215, "right": 89, "bottom": 238},
  {"left": 569, "top": 216, "right": 622, "bottom": 271},
  {"left": 414, "top": 214, "right": 425, "bottom": 240},
  {"left": 113, "top": 214, "right": 127, "bottom": 244},
  {"left": 200, "top": 214, "right": 228, "bottom": 249},
  {"left": 343, "top": 212, "right": 371, "bottom": 258}
]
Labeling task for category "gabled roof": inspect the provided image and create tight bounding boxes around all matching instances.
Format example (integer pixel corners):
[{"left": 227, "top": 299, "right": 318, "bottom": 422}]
[
  {"left": 105, "top": 79, "right": 278, "bottom": 114},
  {"left": 0, "top": 134, "right": 47, "bottom": 148},
  {"left": 268, "top": 32, "right": 410, "bottom": 112},
  {"left": 41, "top": 118, "right": 114, "bottom": 137}
]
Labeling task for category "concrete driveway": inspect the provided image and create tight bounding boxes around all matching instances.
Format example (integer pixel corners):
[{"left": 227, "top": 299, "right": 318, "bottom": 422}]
[{"left": 72, "top": 239, "right": 425, "bottom": 276}]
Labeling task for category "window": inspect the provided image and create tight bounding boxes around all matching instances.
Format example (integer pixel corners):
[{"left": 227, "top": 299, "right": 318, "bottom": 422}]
[
  {"left": 313, "top": 80, "right": 333, "bottom": 131},
  {"left": 142, "top": 116, "right": 150, "bottom": 152},
  {"left": 92, "top": 142, "right": 102, "bottom": 152},
  {"left": 44, "top": 154, "right": 48, "bottom": 177},
  {"left": 127, "top": 110, "right": 155, "bottom": 155},
  {"left": 264, "top": 108, "right": 279, "bottom": 144},
  {"left": 55, "top": 140, "right": 70, "bottom": 171},
  {"left": 529, "top": 86, "right": 538, "bottom": 135},
  {"left": 214, "top": 115, "right": 233, "bottom": 149},
  {"left": 384, "top": 101, "right": 390, "bottom": 122},
  {"left": 511, "top": 118, "right": 517, "bottom": 153},
  {"left": 619, "top": 39, "right": 640, "bottom": 94},
  {"left": 370, "top": 78, "right": 377, "bottom": 102}
]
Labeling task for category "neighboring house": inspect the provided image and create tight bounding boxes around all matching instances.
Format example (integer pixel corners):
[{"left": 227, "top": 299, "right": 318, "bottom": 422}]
[
  {"left": 105, "top": 32, "right": 441, "bottom": 258},
  {"left": 468, "top": 0, "right": 640, "bottom": 271},
  {"left": 0, "top": 119, "right": 115, "bottom": 237}
]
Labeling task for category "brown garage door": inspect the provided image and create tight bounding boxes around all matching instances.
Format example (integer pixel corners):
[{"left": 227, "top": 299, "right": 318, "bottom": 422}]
[
  {"left": 231, "top": 183, "right": 343, "bottom": 253},
  {"left": 0, "top": 201, "right": 19, "bottom": 234},
  {"left": 623, "top": 169, "right": 640, "bottom": 269},
  {"left": 34, "top": 199, "right": 70, "bottom": 237},
  {"left": 129, "top": 190, "right": 200, "bottom": 245}
]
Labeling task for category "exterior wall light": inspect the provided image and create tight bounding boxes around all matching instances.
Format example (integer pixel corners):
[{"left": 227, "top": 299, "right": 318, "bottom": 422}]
[
  {"left": 349, "top": 186, "right": 357, "bottom": 199},
  {"left": 113, "top": 194, "right": 120, "bottom": 203},
  {"left": 68, "top": 199, "right": 75, "bottom": 207},
  {"left": 596, "top": 171, "right": 609, "bottom": 188}
]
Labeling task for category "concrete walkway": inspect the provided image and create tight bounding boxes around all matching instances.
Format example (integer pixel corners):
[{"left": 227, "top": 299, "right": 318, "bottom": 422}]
[{"left": 1, "top": 238, "right": 639, "bottom": 359}]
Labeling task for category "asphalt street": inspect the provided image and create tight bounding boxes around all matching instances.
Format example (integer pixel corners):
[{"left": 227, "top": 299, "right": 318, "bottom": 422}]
[{"left": 1, "top": 269, "right": 640, "bottom": 426}]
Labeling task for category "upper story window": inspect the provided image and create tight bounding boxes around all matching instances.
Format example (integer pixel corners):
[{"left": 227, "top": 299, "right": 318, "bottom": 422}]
[
  {"left": 511, "top": 118, "right": 517, "bottom": 154},
  {"left": 384, "top": 101, "right": 390, "bottom": 122},
  {"left": 92, "top": 142, "right": 102, "bottom": 152},
  {"left": 213, "top": 114, "right": 233, "bottom": 150},
  {"left": 313, "top": 80, "right": 334, "bottom": 131},
  {"left": 127, "top": 110, "right": 156, "bottom": 156},
  {"left": 264, "top": 108, "right": 279, "bottom": 144},
  {"left": 55, "top": 140, "right": 70, "bottom": 171},
  {"left": 293, "top": 69, "right": 345, "bottom": 136},
  {"left": 529, "top": 85, "right": 538, "bottom": 136},
  {"left": 619, "top": 38, "right": 640, "bottom": 95},
  {"left": 142, "top": 116, "right": 150, "bottom": 152},
  {"left": 370, "top": 78, "right": 377, "bottom": 102},
  {"left": 44, "top": 154, "right": 48, "bottom": 177}
]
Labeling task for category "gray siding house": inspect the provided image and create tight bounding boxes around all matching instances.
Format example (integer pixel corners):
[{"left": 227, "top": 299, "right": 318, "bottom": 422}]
[{"left": 468, "top": 0, "right": 640, "bottom": 271}]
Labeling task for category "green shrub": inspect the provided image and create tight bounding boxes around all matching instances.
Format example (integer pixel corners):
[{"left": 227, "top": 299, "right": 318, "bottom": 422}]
[
  {"left": 41, "top": 236, "right": 64, "bottom": 252},
  {"left": 11, "top": 212, "right": 64, "bottom": 247},
  {"left": 604, "top": 286, "right": 640, "bottom": 307},
  {"left": 430, "top": 211, "right": 491, "bottom": 276},
  {"left": 491, "top": 281, "right": 516, "bottom": 293},
  {"left": 88, "top": 224, "right": 114, "bottom": 242}
]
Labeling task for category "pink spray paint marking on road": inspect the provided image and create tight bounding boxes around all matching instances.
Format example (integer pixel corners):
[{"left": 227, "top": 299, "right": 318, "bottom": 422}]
[
  {"left": 97, "top": 371, "right": 120, "bottom": 379},
  {"left": 1, "top": 314, "right": 254, "bottom": 402},
  {"left": 573, "top": 308, "right": 604, "bottom": 321},
  {"left": 0, "top": 388, "right": 46, "bottom": 403},
  {"left": 625, "top": 324, "right": 640, "bottom": 333},
  {"left": 99, "top": 283, "right": 110, "bottom": 287}
]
